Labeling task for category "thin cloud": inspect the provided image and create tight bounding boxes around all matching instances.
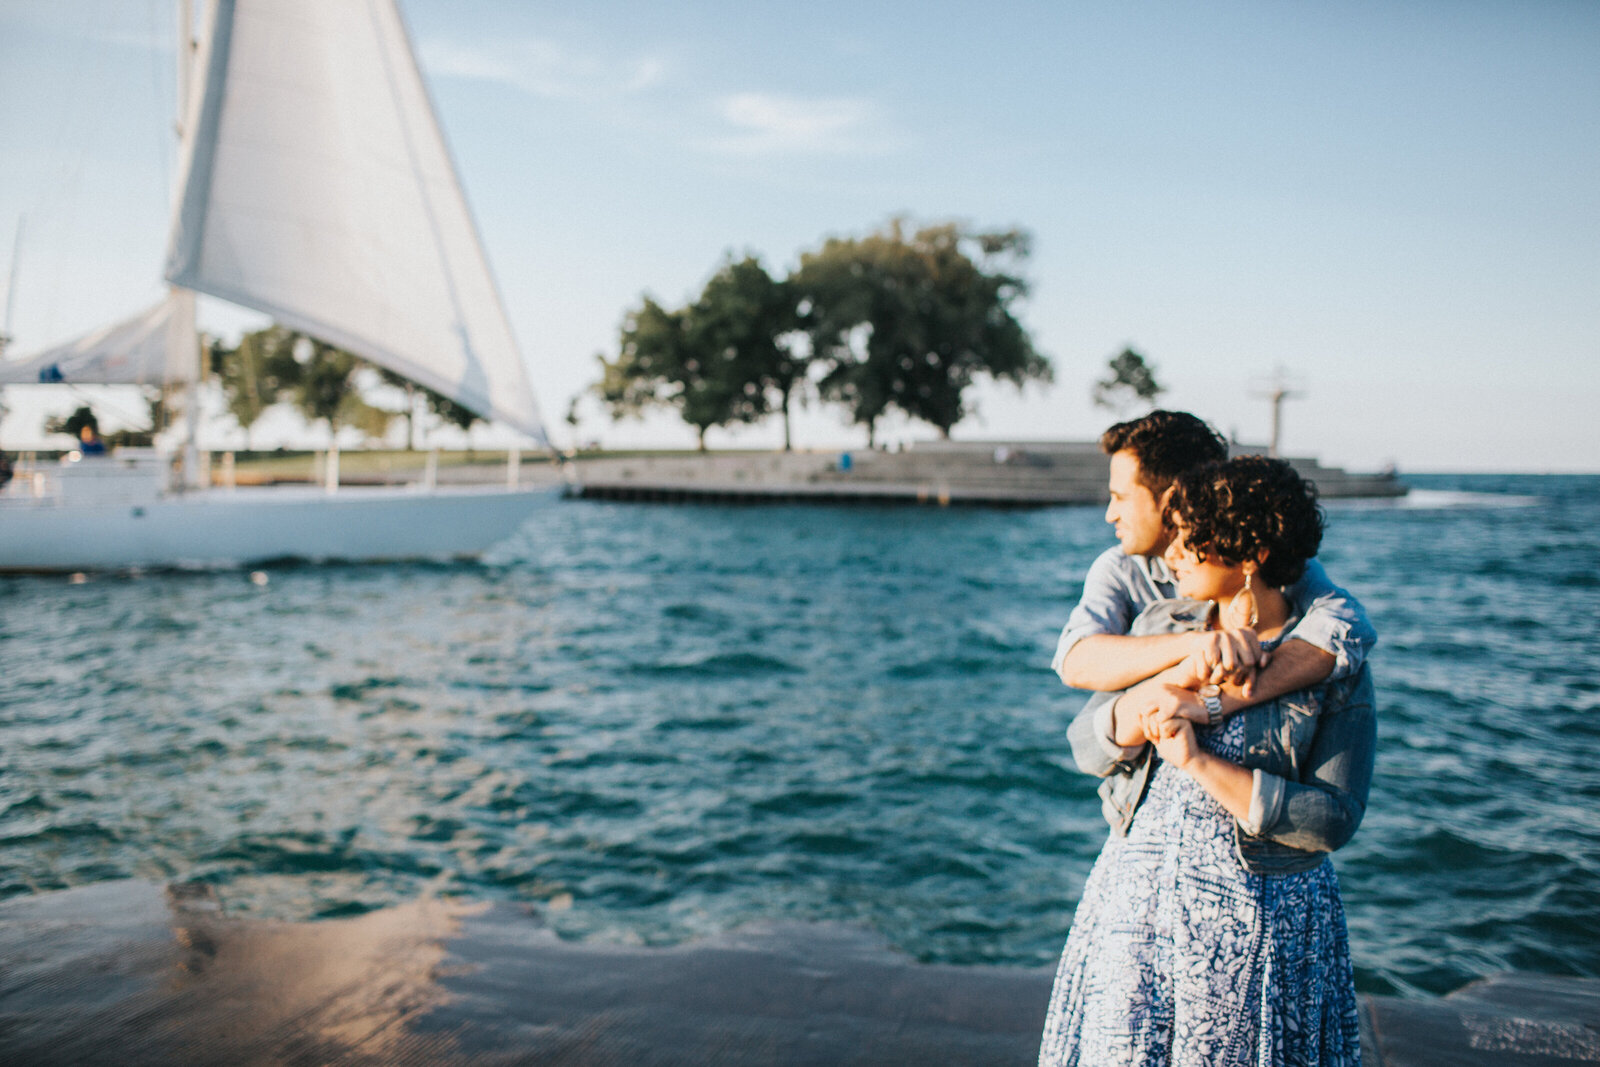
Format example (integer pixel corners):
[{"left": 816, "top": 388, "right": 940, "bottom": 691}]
[
  {"left": 419, "top": 37, "right": 665, "bottom": 101},
  {"left": 707, "top": 92, "right": 892, "bottom": 156}
]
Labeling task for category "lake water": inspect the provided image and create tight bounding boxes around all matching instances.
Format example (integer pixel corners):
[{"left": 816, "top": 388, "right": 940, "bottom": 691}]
[{"left": 1, "top": 473, "right": 1596, "bottom": 998}]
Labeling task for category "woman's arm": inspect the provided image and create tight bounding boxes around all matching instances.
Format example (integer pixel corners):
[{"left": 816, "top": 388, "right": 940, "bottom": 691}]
[
  {"left": 1107, "top": 659, "right": 1208, "bottom": 746},
  {"left": 1065, "top": 655, "right": 1207, "bottom": 777},
  {"left": 1251, "top": 668, "right": 1377, "bottom": 852},
  {"left": 1153, "top": 720, "right": 1254, "bottom": 822},
  {"left": 1155, "top": 667, "right": 1378, "bottom": 853}
]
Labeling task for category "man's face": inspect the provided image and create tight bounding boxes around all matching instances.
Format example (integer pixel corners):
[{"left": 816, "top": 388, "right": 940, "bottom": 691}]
[{"left": 1105, "top": 450, "right": 1170, "bottom": 557}]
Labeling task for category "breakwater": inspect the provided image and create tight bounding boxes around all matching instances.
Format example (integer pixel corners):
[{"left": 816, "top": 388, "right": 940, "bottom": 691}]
[{"left": 567, "top": 441, "right": 1406, "bottom": 506}]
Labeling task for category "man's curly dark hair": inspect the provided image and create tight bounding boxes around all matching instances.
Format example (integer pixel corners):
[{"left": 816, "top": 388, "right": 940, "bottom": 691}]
[
  {"left": 1099, "top": 410, "right": 1228, "bottom": 496},
  {"left": 1165, "top": 455, "right": 1324, "bottom": 588}
]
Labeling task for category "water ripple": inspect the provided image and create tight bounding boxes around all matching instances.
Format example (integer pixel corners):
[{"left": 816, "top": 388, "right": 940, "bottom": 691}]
[{"left": 0, "top": 476, "right": 1597, "bottom": 995}]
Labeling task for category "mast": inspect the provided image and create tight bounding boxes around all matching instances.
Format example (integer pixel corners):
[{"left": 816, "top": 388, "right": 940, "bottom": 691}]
[
  {"left": 1, "top": 217, "right": 21, "bottom": 358},
  {"left": 178, "top": 0, "right": 196, "bottom": 136},
  {"left": 176, "top": 0, "right": 204, "bottom": 487},
  {"left": 0, "top": 217, "right": 16, "bottom": 435}
]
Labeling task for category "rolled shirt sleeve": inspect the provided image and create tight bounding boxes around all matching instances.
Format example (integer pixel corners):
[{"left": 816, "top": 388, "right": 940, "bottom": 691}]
[
  {"left": 1067, "top": 691, "right": 1146, "bottom": 777},
  {"left": 1051, "top": 549, "right": 1142, "bottom": 677},
  {"left": 1093, "top": 694, "right": 1145, "bottom": 765},
  {"left": 1243, "top": 768, "right": 1287, "bottom": 836},
  {"left": 1281, "top": 559, "right": 1377, "bottom": 682}
]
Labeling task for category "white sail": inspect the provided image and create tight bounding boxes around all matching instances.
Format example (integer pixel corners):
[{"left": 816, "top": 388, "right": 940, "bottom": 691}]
[
  {"left": 0, "top": 289, "right": 198, "bottom": 386},
  {"left": 164, "top": 0, "right": 545, "bottom": 442}
]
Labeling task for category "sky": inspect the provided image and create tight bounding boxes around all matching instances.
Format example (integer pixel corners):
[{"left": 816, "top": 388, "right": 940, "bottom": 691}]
[{"left": 0, "top": 0, "right": 1596, "bottom": 471}]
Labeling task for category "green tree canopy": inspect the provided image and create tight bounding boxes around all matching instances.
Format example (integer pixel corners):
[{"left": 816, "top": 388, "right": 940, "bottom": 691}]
[
  {"left": 1092, "top": 347, "right": 1164, "bottom": 416},
  {"left": 375, "top": 367, "right": 482, "bottom": 450},
  {"left": 686, "top": 257, "right": 803, "bottom": 450},
  {"left": 226, "top": 329, "right": 392, "bottom": 444},
  {"left": 596, "top": 256, "right": 798, "bottom": 450},
  {"left": 794, "top": 221, "right": 1050, "bottom": 445},
  {"left": 212, "top": 326, "right": 294, "bottom": 449}
]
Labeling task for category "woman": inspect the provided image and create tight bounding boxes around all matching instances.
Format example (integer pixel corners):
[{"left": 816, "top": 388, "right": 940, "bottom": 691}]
[{"left": 1039, "top": 456, "right": 1375, "bottom": 1067}]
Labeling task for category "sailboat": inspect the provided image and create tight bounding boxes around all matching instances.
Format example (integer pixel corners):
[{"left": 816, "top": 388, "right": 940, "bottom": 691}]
[{"left": 0, "top": 0, "right": 554, "bottom": 573}]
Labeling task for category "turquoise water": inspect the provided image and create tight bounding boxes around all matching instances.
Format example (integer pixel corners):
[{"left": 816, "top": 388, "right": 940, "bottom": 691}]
[{"left": 1, "top": 473, "right": 1596, "bottom": 997}]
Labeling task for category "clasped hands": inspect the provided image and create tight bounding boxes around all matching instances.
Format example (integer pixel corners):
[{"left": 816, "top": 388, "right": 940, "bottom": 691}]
[
  {"left": 1191, "top": 627, "right": 1267, "bottom": 694},
  {"left": 1115, "top": 632, "right": 1265, "bottom": 770}
]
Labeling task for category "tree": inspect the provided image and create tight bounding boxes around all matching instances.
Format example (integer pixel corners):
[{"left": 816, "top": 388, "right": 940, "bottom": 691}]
[
  {"left": 596, "top": 260, "right": 792, "bottom": 451},
  {"left": 214, "top": 326, "right": 293, "bottom": 450},
  {"left": 247, "top": 332, "right": 392, "bottom": 445},
  {"left": 794, "top": 220, "right": 1050, "bottom": 445},
  {"left": 594, "top": 297, "right": 690, "bottom": 435},
  {"left": 105, "top": 388, "right": 168, "bottom": 449},
  {"left": 375, "top": 368, "right": 482, "bottom": 450},
  {"left": 688, "top": 257, "right": 804, "bottom": 450},
  {"left": 1092, "top": 347, "right": 1164, "bottom": 416}
]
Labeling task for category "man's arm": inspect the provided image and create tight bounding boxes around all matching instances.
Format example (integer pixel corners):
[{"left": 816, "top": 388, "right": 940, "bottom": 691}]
[
  {"left": 1059, "top": 631, "right": 1199, "bottom": 691},
  {"left": 1280, "top": 559, "right": 1377, "bottom": 682},
  {"left": 1063, "top": 626, "right": 1271, "bottom": 693},
  {"left": 1212, "top": 638, "right": 1335, "bottom": 714},
  {"left": 1051, "top": 549, "right": 1143, "bottom": 688}
]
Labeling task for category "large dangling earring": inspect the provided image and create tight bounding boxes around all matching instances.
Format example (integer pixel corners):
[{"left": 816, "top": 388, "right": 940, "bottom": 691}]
[{"left": 1231, "top": 570, "right": 1259, "bottom": 628}]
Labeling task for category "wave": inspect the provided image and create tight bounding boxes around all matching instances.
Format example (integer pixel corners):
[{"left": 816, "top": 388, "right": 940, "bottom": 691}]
[{"left": 1398, "top": 489, "right": 1542, "bottom": 510}]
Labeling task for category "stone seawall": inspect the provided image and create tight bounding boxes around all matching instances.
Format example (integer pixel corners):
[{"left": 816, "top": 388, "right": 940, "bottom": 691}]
[{"left": 568, "top": 442, "right": 1406, "bottom": 507}]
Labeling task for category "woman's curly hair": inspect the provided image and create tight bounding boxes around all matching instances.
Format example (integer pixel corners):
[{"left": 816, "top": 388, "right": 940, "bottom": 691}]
[{"left": 1165, "top": 455, "right": 1324, "bottom": 588}]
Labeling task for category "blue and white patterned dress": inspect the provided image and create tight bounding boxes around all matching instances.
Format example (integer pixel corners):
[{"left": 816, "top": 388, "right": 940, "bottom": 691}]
[{"left": 1038, "top": 711, "right": 1362, "bottom": 1067}]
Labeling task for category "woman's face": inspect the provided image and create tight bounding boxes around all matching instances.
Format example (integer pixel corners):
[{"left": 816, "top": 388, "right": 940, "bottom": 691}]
[{"left": 1163, "top": 517, "right": 1248, "bottom": 604}]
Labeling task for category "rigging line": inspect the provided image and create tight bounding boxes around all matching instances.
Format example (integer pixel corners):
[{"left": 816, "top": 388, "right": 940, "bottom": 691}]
[
  {"left": 30, "top": 4, "right": 105, "bottom": 346},
  {"left": 382, "top": 0, "right": 541, "bottom": 440},
  {"left": 147, "top": 0, "right": 173, "bottom": 207},
  {"left": 367, "top": 0, "right": 472, "bottom": 357},
  {"left": 61, "top": 385, "right": 159, "bottom": 430}
]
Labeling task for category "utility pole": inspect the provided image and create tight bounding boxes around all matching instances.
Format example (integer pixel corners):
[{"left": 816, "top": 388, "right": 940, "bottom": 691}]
[{"left": 1250, "top": 366, "right": 1303, "bottom": 458}]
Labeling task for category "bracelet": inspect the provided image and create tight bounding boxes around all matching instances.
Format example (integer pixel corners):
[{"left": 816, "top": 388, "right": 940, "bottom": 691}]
[{"left": 1198, "top": 684, "right": 1224, "bottom": 727}]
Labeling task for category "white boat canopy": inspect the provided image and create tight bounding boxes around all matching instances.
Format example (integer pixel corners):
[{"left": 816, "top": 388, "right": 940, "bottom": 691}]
[
  {"left": 164, "top": 0, "right": 546, "bottom": 443},
  {"left": 0, "top": 289, "right": 199, "bottom": 386}
]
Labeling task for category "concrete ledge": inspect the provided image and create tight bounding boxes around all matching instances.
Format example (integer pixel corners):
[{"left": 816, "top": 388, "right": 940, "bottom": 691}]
[
  {"left": 3, "top": 882, "right": 1593, "bottom": 1066},
  {"left": 566, "top": 448, "right": 1406, "bottom": 508}
]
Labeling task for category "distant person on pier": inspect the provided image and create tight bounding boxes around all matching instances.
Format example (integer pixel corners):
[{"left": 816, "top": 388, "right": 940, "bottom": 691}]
[
  {"left": 78, "top": 425, "right": 106, "bottom": 456},
  {"left": 1039, "top": 455, "right": 1375, "bottom": 1064}
]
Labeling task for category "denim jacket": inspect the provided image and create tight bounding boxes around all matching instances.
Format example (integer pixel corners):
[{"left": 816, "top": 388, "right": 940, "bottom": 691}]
[{"left": 1066, "top": 599, "right": 1377, "bottom": 875}]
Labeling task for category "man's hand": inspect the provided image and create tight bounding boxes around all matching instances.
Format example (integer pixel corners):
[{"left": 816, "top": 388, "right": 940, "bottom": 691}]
[{"left": 1190, "top": 629, "right": 1268, "bottom": 694}]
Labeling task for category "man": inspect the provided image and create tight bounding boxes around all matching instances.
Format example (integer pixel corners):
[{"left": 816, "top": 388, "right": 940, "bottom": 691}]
[{"left": 1053, "top": 410, "right": 1374, "bottom": 716}]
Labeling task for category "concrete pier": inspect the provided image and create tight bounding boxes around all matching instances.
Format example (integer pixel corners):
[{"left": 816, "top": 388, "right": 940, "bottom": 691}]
[
  {"left": 567, "top": 442, "right": 1406, "bottom": 508},
  {"left": 2, "top": 881, "right": 1593, "bottom": 1066}
]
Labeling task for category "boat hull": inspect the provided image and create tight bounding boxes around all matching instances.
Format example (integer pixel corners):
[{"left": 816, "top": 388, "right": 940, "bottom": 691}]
[{"left": 0, "top": 484, "right": 554, "bottom": 572}]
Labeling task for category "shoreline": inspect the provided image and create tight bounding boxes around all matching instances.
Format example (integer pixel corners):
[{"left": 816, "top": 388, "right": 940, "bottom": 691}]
[
  {"left": 565, "top": 443, "right": 1407, "bottom": 508},
  {"left": 3, "top": 880, "right": 1594, "bottom": 1065}
]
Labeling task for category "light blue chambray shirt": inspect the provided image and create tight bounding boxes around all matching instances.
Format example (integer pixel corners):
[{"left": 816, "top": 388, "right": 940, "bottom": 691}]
[{"left": 1050, "top": 546, "right": 1376, "bottom": 684}]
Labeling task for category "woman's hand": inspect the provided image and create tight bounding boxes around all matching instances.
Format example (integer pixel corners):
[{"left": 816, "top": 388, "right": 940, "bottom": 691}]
[
  {"left": 1154, "top": 716, "right": 1203, "bottom": 770},
  {"left": 1138, "top": 685, "right": 1209, "bottom": 744}
]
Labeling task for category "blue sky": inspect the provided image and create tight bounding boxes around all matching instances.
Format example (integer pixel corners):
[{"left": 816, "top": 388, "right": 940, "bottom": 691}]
[{"left": 1, "top": 0, "right": 1596, "bottom": 470}]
